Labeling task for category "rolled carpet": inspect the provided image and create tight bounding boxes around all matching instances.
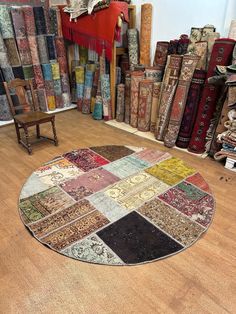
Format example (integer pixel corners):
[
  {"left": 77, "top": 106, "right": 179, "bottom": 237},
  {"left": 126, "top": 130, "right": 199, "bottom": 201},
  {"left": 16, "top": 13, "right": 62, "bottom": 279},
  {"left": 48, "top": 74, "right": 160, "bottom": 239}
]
[
  {"left": 139, "top": 3, "right": 152, "bottom": 66},
  {"left": 124, "top": 71, "right": 131, "bottom": 124},
  {"left": 16, "top": 38, "right": 32, "bottom": 65},
  {"left": 101, "top": 74, "right": 112, "bottom": 120},
  {"left": 11, "top": 6, "right": 26, "bottom": 38},
  {"left": 82, "top": 70, "right": 93, "bottom": 114},
  {"left": 176, "top": 70, "right": 206, "bottom": 148},
  {"left": 116, "top": 83, "right": 125, "bottom": 122},
  {"left": 164, "top": 54, "right": 199, "bottom": 148},
  {"left": 137, "top": 79, "right": 153, "bottom": 132},
  {"left": 188, "top": 38, "right": 236, "bottom": 153},
  {"left": 150, "top": 82, "right": 162, "bottom": 133},
  {"left": 75, "top": 66, "right": 85, "bottom": 111},
  {"left": 130, "top": 71, "right": 145, "bottom": 128},
  {"left": 155, "top": 55, "right": 183, "bottom": 141},
  {"left": 127, "top": 29, "right": 139, "bottom": 68}
]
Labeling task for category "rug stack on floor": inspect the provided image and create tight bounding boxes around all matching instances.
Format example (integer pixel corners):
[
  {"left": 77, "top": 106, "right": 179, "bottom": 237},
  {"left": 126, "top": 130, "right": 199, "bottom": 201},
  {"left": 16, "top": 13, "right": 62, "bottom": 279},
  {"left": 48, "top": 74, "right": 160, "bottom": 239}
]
[
  {"left": 67, "top": 44, "right": 113, "bottom": 121},
  {"left": 0, "top": 4, "right": 71, "bottom": 121},
  {"left": 19, "top": 145, "right": 215, "bottom": 265}
]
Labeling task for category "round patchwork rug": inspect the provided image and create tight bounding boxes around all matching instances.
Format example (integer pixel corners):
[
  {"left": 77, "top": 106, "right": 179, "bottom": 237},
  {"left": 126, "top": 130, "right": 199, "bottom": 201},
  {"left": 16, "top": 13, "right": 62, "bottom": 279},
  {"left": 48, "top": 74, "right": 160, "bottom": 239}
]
[{"left": 19, "top": 145, "right": 215, "bottom": 265}]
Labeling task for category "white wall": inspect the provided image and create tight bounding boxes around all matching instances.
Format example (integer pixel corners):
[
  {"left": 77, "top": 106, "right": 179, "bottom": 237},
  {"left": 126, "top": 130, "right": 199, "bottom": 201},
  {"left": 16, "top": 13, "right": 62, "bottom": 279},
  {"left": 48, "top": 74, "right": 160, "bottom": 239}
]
[{"left": 133, "top": 0, "right": 236, "bottom": 63}]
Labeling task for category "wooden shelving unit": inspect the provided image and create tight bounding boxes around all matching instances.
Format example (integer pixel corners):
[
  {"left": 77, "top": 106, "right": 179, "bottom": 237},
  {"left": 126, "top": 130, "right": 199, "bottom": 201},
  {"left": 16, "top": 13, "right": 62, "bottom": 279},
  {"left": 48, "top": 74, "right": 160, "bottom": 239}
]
[{"left": 110, "top": 4, "right": 136, "bottom": 118}]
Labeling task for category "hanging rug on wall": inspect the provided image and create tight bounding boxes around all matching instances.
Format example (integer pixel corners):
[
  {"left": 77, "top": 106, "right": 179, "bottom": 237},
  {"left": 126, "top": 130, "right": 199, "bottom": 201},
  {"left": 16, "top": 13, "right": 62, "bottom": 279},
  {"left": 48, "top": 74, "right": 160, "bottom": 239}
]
[{"left": 19, "top": 145, "right": 215, "bottom": 265}]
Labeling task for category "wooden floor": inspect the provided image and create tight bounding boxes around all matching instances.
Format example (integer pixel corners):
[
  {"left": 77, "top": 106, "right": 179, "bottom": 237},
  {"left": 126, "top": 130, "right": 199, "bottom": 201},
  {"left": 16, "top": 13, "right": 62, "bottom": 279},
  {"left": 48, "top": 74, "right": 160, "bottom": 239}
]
[{"left": 0, "top": 110, "right": 235, "bottom": 314}]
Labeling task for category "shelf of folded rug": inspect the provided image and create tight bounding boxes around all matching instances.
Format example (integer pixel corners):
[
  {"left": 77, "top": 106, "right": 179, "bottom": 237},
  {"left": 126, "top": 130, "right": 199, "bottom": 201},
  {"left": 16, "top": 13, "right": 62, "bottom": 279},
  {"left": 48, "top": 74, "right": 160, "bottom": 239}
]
[
  {"left": 0, "top": 104, "right": 77, "bottom": 128},
  {"left": 105, "top": 120, "right": 208, "bottom": 158}
]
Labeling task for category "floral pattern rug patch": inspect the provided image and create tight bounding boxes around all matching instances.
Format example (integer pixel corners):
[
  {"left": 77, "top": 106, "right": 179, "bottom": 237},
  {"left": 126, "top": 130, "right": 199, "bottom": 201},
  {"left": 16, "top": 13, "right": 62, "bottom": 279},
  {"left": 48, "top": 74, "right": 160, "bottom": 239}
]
[{"left": 19, "top": 145, "right": 215, "bottom": 265}]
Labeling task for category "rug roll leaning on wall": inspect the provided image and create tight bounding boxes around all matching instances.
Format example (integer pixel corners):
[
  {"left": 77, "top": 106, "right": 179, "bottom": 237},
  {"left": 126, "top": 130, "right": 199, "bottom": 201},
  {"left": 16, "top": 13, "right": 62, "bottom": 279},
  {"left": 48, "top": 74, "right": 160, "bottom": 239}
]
[
  {"left": 188, "top": 38, "right": 236, "bottom": 153},
  {"left": 75, "top": 65, "right": 85, "bottom": 111},
  {"left": 116, "top": 83, "right": 125, "bottom": 122},
  {"left": 127, "top": 29, "right": 139, "bottom": 68},
  {"left": 124, "top": 71, "right": 131, "bottom": 124},
  {"left": 137, "top": 79, "right": 153, "bottom": 132},
  {"left": 139, "top": 3, "right": 152, "bottom": 67},
  {"left": 176, "top": 70, "right": 206, "bottom": 148},
  {"left": 153, "top": 41, "right": 169, "bottom": 81},
  {"left": 164, "top": 54, "right": 199, "bottom": 148},
  {"left": 155, "top": 55, "right": 183, "bottom": 140},
  {"left": 130, "top": 71, "right": 145, "bottom": 128},
  {"left": 150, "top": 82, "right": 162, "bottom": 133}
]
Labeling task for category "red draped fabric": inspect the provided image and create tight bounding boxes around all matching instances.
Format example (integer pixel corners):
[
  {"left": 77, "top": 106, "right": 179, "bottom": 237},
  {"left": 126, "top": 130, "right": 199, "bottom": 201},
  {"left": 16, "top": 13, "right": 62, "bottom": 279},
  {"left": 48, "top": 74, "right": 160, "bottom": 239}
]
[{"left": 60, "top": 2, "right": 129, "bottom": 60}]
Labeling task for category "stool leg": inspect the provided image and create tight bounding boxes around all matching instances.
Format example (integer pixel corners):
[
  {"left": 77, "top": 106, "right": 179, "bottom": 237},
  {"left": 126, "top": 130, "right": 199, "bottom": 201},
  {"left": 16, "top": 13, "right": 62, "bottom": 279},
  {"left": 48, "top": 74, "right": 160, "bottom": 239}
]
[
  {"left": 36, "top": 124, "right": 40, "bottom": 139},
  {"left": 23, "top": 125, "right": 32, "bottom": 155},
  {"left": 14, "top": 120, "right": 21, "bottom": 144},
  {"left": 51, "top": 118, "right": 58, "bottom": 146}
]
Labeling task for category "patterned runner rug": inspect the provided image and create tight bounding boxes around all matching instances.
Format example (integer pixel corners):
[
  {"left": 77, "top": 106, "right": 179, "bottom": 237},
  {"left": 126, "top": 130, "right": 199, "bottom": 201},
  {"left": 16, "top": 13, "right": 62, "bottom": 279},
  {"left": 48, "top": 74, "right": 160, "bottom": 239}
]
[{"left": 19, "top": 145, "right": 215, "bottom": 265}]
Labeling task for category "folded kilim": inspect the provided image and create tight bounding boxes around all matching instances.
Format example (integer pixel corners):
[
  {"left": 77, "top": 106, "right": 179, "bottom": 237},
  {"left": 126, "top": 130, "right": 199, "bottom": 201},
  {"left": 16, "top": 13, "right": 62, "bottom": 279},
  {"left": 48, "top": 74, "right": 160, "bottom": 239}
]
[
  {"left": 188, "top": 38, "right": 236, "bottom": 153},
  {"left": 164, "top": 54, "right": 199, "bottom": 148},
  {"left": 11, "top": 6, "right": 26, "bottom": 38},
  {"left": 0, "top": 6, "right": 14, "bottom": 39},
  {"left": 28, "top": 36, "right": 40, "bottom": 64}
]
